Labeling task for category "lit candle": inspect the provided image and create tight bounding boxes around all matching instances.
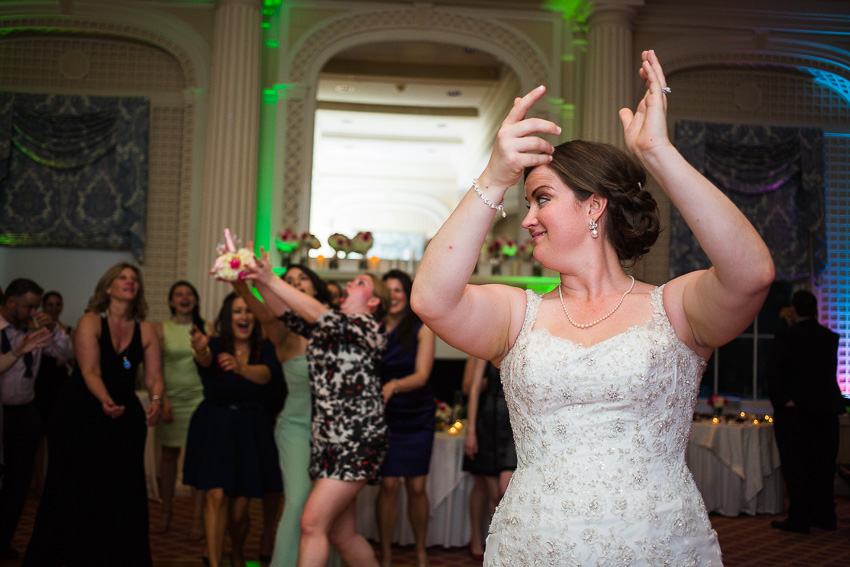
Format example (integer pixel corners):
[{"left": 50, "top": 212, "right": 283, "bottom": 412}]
[
  {"left": 316, "top": 255, "right": 327, "bottom": 270},
  {"left": 712, "top": 417, "right": 719, "bottom": 424},
  {"left": 449, "top": 426, "right": 457, "bottom": 434},
  {"left": 368, "top": 255, "right": 380, "bottom": 271}
]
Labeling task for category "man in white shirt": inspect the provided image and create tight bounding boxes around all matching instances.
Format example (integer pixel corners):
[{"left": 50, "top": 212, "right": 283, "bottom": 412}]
[{"left": 0, "top": 278, "right": 73, "bottom": 559}]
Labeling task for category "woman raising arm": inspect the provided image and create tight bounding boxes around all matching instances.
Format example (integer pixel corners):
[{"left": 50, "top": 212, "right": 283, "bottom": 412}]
[{"left": 411, "top": 50, "right": 773, "bottom": 566}]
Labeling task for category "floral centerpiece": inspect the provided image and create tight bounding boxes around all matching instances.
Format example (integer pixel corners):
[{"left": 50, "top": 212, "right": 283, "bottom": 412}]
[
  {"left": 328, "top": 233, "right": 352, "bottom": 269},
  {"left": 486, "top": 236, "right": 517, "bottom": 275},
  {"left": 435, "top": 399, "right": 452, "bottom": 430},
  {"left": 210, "top": 228, "right": 256, "bottom": 281},
  {"left": 350, "top": 231, "right": 374, "bottom": 269},
  {"left": 518, "top": 238, "right": 542, "bottom": 276},
  {"left": 296, "top": 231, "right": 321, "bottom": 263},
  {"left": 707, "top": 394, "right": 728, "bottom": 417}
]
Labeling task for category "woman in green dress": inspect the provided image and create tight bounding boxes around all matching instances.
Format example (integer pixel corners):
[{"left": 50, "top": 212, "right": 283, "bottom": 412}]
[{"left": 154, "top": 280, "right": 208, "bottom": 538}]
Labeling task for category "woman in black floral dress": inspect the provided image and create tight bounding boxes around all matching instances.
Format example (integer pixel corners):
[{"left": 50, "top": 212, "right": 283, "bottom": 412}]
[{"left": 247, "top": 254, "right": 390, "bottom": 567}]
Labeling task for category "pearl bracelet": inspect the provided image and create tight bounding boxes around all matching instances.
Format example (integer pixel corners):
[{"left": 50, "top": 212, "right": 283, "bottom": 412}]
[{"left": 472, "top": 178, "right": 506, "bottom": 218}]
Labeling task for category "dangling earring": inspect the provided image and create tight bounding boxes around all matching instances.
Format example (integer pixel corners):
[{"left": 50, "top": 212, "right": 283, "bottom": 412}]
[{"left": 589, "top": 218, "right": 599, "bottom": 239}]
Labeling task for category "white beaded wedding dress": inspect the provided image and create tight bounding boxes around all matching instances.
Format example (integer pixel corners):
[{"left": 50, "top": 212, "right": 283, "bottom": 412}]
[{"left": 484, "top": 287, "right": 723, "bottom": 566}]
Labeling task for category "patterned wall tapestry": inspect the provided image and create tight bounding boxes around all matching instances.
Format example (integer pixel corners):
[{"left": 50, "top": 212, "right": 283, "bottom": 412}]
[
  {"left": 0, "top": 92, "right": 149, "bottom": 262},
  {"left": 670, "top": 120, "right": 826, "bottom": 282}
]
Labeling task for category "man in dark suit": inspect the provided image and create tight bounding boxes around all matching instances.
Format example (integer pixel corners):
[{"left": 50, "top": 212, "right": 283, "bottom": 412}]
[{"left": 767, "top": 290, "right": 843, "bottom": 534}]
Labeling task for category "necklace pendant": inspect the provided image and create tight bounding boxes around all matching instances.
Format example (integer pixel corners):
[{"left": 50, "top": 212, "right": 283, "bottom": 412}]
[{"left": 122, "top": 356, "right": 131, "bottom": 370}]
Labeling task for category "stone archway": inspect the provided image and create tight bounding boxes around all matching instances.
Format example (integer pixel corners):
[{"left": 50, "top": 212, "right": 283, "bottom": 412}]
[{"left": 277, "top": 5, "right": 557, "bottom": 232}]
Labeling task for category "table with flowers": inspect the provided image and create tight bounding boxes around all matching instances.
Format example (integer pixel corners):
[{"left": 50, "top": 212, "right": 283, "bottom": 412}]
[
  {"left": 354, "top": 426, "right": 473, "bottom": 547},
  {"left": 686, "top": 414, "right": 784, "bottom": 517}
]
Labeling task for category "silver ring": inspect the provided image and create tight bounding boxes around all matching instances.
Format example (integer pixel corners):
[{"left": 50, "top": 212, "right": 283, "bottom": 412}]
[{"left": 661, "top": 86, "right": 672, "bottom": 95}]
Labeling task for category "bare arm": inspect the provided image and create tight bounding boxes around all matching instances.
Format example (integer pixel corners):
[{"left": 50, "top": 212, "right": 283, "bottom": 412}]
[
  {"left": 231, "top": 280, "right": 297, "bottom": 359},
  {"left": 382, "top": 324, "right": 436, "bottom": 403},
  {"left": 245, "top": 251, "right": 329, "bottom": 323},
  {"left": 463, "top": 357, "right": 487, "bottom": 459},
  {"left": 411, "top": 87, "right": 561, "bottom": 362},
  {"left": 140, "top": 321, "right": 164, "bottom": 426},
  {"left": 618, "top": 51, "right": 774, "bottom": 358}
]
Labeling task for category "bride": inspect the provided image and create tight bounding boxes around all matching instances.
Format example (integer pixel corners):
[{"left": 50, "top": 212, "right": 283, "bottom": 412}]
[{"left": 411, "top": 50, "right": 774, "bottom": 565}]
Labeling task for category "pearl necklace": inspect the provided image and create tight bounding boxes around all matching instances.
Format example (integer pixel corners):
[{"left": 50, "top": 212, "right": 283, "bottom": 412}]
[{"left": 558, "top": 275, "right": 635, "bottom": 329}]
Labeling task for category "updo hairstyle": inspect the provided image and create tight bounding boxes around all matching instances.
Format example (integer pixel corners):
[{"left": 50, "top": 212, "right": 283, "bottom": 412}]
[{"left": 526, "top": 140, "right": 660, "bottom": 263}]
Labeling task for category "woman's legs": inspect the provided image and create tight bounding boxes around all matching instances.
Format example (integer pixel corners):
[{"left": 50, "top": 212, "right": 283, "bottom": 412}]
[
  {"left": 329, "top": 498, "right": 380, "bottom": 567},
  {"left": 156, "top": 445, "right": 181, "bottom": 533},
  {"left": 260, "top": 492, "right": 282, "bottom": 559},
  {"left": 467, "top": 475, "right": 488, "bottom": 557},
  {"left": 297, "top": 478, "right": 371, "bottom": 567},
  {"left": 190, "top": 488, "right": 205, "bottom": 540},
  {"left": 376, "top": 476, "right": 400, "bottom": 567},
  {"left": 205, "top": 488, "right": 229, "bottom": 567},
  {"left": 228, "top": 496, "right": 251, "bottom": 567},
  {"left": 404, "top": 475, "right": 429, "bottom": 567}
]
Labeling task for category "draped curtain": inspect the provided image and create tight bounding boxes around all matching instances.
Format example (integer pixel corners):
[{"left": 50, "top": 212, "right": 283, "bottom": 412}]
[
  {"left": 0, "top": 92, "right": 149, "bottom": 262},
  {"left": 670, "top": 120, "right": 826, "bottom": 281}
]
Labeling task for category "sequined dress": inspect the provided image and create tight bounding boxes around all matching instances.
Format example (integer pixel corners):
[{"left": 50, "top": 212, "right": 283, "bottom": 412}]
[{"left": 485, "top": 287, "right": 723, "bottom": 566}]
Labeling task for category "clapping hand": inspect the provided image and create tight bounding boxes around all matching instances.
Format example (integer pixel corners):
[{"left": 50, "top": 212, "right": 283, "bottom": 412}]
[
  {"left": 16, "top": 328, "right": 51, "bottom": 354},
  {"left": 479, "top": 86, "right": 560, "bottom": 192},
  {"left": 619, "top": 49, "right": 672, "bottom": 159}
]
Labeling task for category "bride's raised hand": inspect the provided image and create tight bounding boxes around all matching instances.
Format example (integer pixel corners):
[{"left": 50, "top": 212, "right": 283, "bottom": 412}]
[
  {"left": 479, "top": 85, "right": 561, "bottom": 190},
  {"left": 619, "top": 50, "right": 672, "bottom": 159},
  {"left": 243, "top": 248, "right": 274, "bottom": 284}
]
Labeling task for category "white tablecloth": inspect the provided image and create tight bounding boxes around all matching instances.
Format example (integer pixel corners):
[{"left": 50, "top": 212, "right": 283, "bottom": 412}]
[
  {"left": 686, "top": 419, "right": 784, "bottom": 517},
  {"left": 355, "top": 430, "right": 472, "bottom": 547}
]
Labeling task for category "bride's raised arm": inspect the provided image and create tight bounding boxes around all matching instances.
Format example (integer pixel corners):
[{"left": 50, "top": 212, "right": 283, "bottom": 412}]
[
  {"left": 619, "top": 50, "right": 774, "bottom": 358},
  {"left": 411, "top": 87, "right": 561, "bottom": 362}
]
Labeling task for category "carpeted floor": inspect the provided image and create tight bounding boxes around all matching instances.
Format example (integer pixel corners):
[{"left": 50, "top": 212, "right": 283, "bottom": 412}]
[{"left": 6, "top": 493, "right": 850, "bottom": 566}]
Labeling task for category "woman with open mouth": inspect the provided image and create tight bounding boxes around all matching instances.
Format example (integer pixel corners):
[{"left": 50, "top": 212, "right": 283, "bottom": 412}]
[
  {"left": 182, "top": 292, "right": 284, "bottom": 567},
  {"left": 245, "top": 254, "right": 390, "bottom": 567}
]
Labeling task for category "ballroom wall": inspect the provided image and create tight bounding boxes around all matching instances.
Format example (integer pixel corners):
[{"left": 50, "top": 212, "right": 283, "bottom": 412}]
[{"left": 0, "top": 0, "right": 848, "bottom": 390}]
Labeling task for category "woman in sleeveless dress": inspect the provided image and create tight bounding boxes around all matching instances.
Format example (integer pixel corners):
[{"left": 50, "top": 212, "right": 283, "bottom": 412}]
[
  {"left": 411, "top": 51, "right": 775, "bottom": 565},
  {"left": 153, "top": 281, "right": 208, "bottom": 537},
  {"left": 246, "top": 257, "right": 390, "bottom": 567},
  {"left": 230, "top": 264, "right": 331, "bottom": 567},
  {"left": 183, "top": 292, "right": 283, "bottom": 567},
  {"left": 23, "top": 262, "right": 164, "bottom": 567},
  {"left": 462, "top": 358, "right": 516, "bottom": 559},
  {"left": 376, "top": 269, "right": 436, "bottom": 567}
]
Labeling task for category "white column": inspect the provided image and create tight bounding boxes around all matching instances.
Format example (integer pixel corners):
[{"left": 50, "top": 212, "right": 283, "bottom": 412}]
[
  {"left": 197, "top": 0, "right": 263, "bottom": 318},
  {"left": 581, "top": 0, "right": 643, "bottom": 147}
]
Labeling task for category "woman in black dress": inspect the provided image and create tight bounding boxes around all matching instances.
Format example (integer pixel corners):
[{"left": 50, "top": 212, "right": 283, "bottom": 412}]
[
  {"left": 183, "top": 292, "right": 283, "bottom": 567},
  {"left": 23, "top": 262, "right": 164, "bottom": 567}
]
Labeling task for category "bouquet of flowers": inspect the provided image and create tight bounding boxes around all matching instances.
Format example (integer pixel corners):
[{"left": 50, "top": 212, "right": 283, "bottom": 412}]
[
  {"left": 487, "top": 236, "right": 517, "bottom": 259},
  {"left": 328, "top": 233, "right": 352, "bottom": 257},
  {"left": 707, "top": 394, "right": 728, "bottom": 417},
  {"left": 350, "top": 231, "right": 374, "bottom": 256},
  {"left": 210, "top": 228, "right": 256, "bottom": 281}
]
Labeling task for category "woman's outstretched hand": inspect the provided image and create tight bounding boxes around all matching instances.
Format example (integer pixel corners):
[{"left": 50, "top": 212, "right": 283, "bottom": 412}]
[
  {"left": 243, "top": 249, "right": 274, "bottom": 285},
  {"left": 619, "top": 50, "right": 672, "bottom": 159},
  {"left": 478, "top": 85, "right": 561, "bottom": 191}
]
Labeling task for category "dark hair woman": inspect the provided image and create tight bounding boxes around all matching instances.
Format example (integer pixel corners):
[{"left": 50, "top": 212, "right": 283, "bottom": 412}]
[
  {"left": 411, "top": 51, "right": 774, "bottom": 565},
  {"left": 375, "top": 269, "right": 436, "bottom": 567},
  {"left": 153, "top": 281, "right": 209, "bottom": 538},
  {"left": 182, "top": 292, "right": 284, "bottom": 567}
]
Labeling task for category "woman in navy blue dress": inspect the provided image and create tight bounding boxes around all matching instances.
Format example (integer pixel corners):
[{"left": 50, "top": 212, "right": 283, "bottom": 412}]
[
  {"left": 376, "top": 270, "right": 436, "bottom": 567},
  {"left": 183, "top": 292, "right": 283, "bottom": 567}
]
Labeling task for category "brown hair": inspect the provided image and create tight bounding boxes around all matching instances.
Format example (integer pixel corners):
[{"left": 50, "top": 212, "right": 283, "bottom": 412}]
[
  {"left": 367, "top": 274, "right": 390, "bottom": 321},
  {"left": 526, "top": 140, "right": 660, "bottom": 264},
  {"left": 86, "top": 262, "right": 148, "bottom": 320}
]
